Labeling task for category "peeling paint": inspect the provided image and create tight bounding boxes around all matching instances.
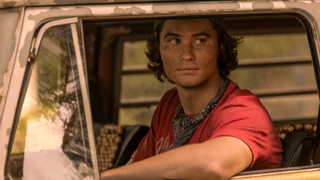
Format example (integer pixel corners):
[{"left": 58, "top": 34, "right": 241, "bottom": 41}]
[
  {"left": 17, "top": 7, "right": 48, "bottom": 68},
  {"left": 271, "top": 1, "right": 287, "bottom": 9},
  {"left": 136, "top": 4, "right": 153, "bottom": 14},
  {"left": 0, "top": 60, "right": 13, "bottom": 121},
  {"left": 252, "top": 2, "right": 274, "bottom": 9},
  {"left": 90, "top": 6, "right": 115, "bottom": 15},
  {"left": 0, "top": 8, "right": 21, "bottom": 89},
  {"left": 0, "top": 68, "right": 9, "bottom": 99},
  {"left": 1, "top": 1, "right": 16, "bottom": 8},
  {"left": 1, "top": 0, "right": 320, "bottom": 9},
  {"left": 0, "top": 0, "right": 175, "bottom": 9},
  {"left": 6, "top": 128, "right": 10, "bottom": 135},
  {"left": 113, "top": 6, "right": 146, "bottom": 15},
  {"left": 59, "top": 7, "right": 77, "bottom": 11},
  {"left": 238, "top": 2, "right": 254, "bottom": 10},
  {"left": 300, "top": 0, "right": 313, "bottom": 4}
]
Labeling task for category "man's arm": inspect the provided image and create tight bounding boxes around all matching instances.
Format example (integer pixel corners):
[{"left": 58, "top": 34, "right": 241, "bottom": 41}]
[{"left": 101, "top": 136, "right": 252, "bottom": 180}]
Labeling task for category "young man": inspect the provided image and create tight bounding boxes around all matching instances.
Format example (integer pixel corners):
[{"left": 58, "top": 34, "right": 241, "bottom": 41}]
[{"left": 101, "top": 18, "right": 282, "bottom": 180}]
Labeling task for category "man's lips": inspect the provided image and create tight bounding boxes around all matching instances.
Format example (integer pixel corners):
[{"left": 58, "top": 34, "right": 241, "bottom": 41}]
[
  {"left": 177, "top": 67, "right": 199, "bottom": 73},
  {"left": 178, "top": 67, "right": 199, "bottom": 71}
]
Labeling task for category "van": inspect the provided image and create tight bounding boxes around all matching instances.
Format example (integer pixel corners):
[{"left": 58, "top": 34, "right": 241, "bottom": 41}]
[{"left": 1, "top": 0, "right": 320, "bottom": 179}]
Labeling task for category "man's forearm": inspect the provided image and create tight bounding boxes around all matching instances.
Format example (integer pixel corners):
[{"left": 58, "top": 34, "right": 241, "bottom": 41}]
[
  {"left": 101, "top": 136, "right": 252, "bottom": 180},
  {"left": 102, "top": 144, "right": 212, "bottom": 180},
  {"left": 101, "top": 143, "right": 216, "bottom": 180}
]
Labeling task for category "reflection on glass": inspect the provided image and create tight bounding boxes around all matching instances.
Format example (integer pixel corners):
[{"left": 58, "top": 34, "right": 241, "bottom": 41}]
[{"left": 9, "top": 25, "right": 94, "bottom": 180}]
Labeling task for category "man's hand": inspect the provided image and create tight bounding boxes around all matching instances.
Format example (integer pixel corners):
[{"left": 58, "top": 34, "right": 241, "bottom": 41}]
[{"left": 100, "top": 136, "right": 252, "bottom": 180}]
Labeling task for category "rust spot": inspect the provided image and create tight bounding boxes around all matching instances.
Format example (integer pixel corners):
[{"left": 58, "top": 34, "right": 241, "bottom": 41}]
[{"left": 28, "top": 53, "right": 36, "bottom": 63}]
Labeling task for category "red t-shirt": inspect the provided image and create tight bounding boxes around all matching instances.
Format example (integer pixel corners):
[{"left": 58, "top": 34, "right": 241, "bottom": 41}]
[{"left": 131, "top": 80, "right": 283, "bottom": 170}]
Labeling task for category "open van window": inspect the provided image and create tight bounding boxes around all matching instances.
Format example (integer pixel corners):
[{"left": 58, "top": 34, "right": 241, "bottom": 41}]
[
  {"left": 82, "top": 16, "right": 317, "bottom": 125},
  {"left": 83, "top": 15, "right": 320, "bottom": 178}
]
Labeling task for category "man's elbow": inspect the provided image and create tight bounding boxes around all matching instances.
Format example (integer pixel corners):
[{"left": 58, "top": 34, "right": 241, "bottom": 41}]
[{"left": 204, "top": 162, "right": 235, "bottom": 180}]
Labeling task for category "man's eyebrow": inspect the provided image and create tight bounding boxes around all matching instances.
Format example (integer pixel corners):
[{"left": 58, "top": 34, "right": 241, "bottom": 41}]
[
  {"left": 163, "top": 32, "right": 181, "bottom": 39},
  {"left": 192, "top": 32, "right": 211, "bottom": 37},
  {"left": 163, "top": 32, "right": 211, "bottom": 39}
]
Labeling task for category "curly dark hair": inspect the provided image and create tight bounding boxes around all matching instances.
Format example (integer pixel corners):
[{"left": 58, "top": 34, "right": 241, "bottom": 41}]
[{"left": 146, "top": 19, "right": 243, "bottom": 83}]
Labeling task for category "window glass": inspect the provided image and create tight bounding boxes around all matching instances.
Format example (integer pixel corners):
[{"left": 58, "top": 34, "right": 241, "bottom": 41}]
[
  {"left": 119, "top": 41, "right": 174, "bottom": 126},
  {"left": 121, "top": 74, "right": 174, "bottom": 100},
  {"left": 119, "top": 106, "right": 157, "bottom": 126},
  {"left": 260, "top": 94, "right": 318, "bottom": 122},
  {"left": 238, "top": 33, "right": 311, "bottom": 60},
  {"left": 230, "top": 64, "right": 316, "bottom": 92},
  {"left": 233, "top": 33, "right": 317, "bottom": 124},
  {"left": 122, "top": 41, "right": 149, "bottom": 67},
  {"left": 9, "top": 25, "right": 95, "bottom": 180}
]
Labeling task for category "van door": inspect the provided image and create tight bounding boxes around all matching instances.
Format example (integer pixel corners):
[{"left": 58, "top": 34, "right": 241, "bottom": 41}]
[{"left": 6, "top": 18, "right": 99, "bottom": 180}]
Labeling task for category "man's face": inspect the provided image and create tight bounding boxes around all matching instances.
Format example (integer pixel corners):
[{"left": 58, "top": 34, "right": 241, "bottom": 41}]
[{"left": 159, "top": 18, "right": 220, "bottom": 89}]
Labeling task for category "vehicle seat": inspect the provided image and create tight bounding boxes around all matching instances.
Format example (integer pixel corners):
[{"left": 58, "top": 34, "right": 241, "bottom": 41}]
[
  {"left": 114, "top": 125, "right": 149, "bottom": 168},
  {"left": 280, "top": 130, "right": 315, "bottom": 167},
  {"left": 95, "top": 124, "right": 149, "bottom": 171}
]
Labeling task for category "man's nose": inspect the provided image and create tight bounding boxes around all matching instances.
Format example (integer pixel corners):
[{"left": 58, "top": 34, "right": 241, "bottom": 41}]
[{"left": 180, "top": 43, "right": 195, "bottom": 61}]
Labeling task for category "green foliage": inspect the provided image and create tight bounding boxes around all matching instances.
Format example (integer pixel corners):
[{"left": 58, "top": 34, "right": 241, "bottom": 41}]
[{"left": 36, "top": 37, "right": 68, "bottom": 122}]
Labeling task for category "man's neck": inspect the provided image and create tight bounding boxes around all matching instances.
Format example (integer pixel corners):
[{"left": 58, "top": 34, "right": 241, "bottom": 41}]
[{"left": 176, "top": 77, "right": 224, "bottom": 115}]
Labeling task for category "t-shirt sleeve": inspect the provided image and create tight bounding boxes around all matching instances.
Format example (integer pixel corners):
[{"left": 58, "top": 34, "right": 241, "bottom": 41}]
[
  {"left": 131, "top": 88, "right": 178, "bottom": 162},
  {"left": 209, "top": 96, "right": 282, "bottom": 170},
  {"left": 131, "top": 112, "right": 157, "bottom": 162}
]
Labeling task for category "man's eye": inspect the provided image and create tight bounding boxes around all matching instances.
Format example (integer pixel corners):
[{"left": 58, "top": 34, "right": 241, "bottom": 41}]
[
  {"left": 194, "top": 39, "right": 206, "bottom": 44},
  {"left": 169, "top": 39, "right": 180, "bottom": 44}
]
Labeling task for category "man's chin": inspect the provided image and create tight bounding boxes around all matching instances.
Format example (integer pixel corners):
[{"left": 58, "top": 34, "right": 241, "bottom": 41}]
[{"left": 175, "top": 82, "right": 202, "bottom": 89}]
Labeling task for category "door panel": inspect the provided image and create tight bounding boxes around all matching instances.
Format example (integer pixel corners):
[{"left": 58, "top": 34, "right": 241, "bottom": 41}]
[{"left": 7, "top": 19, "right": 98, "bottom": 180}]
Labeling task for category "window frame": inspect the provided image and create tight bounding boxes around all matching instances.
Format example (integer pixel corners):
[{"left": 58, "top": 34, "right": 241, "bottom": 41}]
[
  {"left": 4, "top": 18, "right": 99, "bottom": 179},
  {"left": 112, "top": 33, "right": 160, "bottom": 124}
]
